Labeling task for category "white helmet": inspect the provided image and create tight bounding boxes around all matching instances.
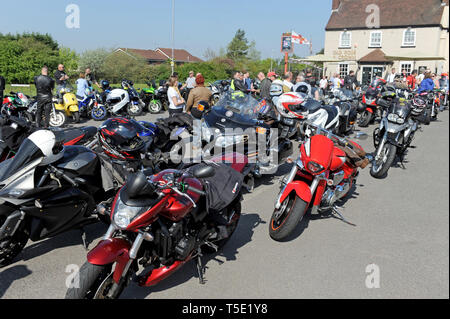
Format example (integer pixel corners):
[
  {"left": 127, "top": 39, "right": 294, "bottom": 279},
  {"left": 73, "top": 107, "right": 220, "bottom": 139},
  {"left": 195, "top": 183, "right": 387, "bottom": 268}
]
[
  {"left": 27, "top": 130, "right": 64, "bottom": 165},
  {"left": 270, "top": 80, "right": 284, "bottom": 98},
  {"left": 276, "top": 92, "right": 308, "bottom": 119},
  {"left": 106, "top": 88, "right": 130, "bottom": 113}
]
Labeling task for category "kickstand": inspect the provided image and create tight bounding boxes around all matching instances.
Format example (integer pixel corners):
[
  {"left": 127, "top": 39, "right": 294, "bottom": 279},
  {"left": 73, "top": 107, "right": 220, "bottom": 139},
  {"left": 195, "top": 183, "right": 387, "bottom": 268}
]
[
  {"left": 331, "top": 206, "right": 356, "bottom": 226},
  {"left": 194, "top": 250, "right": 206, "bottom": 285},
  {"left": 80, "top": 228, "right": 89, "bottom": 250}
]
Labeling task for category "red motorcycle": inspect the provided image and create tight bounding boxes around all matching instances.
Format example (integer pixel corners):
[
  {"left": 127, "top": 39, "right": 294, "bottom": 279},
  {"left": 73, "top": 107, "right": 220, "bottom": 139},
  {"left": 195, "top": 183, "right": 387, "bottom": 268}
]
[
  {"left": 358, "top": 79, "right": 387, "bottom": 127},
  {"left": 66, "top": 160, "right": 244, "bottom": 299},
  {"left": 269, "top": 122, "right": 369, "bottom": 241}
]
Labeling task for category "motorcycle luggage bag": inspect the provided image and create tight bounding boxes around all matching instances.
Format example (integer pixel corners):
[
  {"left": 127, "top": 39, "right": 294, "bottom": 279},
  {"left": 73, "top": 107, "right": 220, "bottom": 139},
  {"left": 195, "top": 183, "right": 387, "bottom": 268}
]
[{"left": 187, "top": 162, "right": 243, "bottom": 213}]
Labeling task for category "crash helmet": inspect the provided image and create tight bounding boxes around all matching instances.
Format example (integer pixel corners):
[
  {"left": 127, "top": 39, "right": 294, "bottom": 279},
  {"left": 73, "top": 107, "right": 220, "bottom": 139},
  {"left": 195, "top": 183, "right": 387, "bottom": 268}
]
[
  {"left": 276, "top": 92, "right": 308, "bottom": 119},
  {"left": 191, "top": 100, "right": 210, "bottom": 119},
  {"left": 101, "top": 80, "right": 110, "bottom": 91},
  {"left": 411, "top": 95, "right": 427, "bottom": 116},
  {"left": 14, "top": 93, "right": 29, "bottom": 107},
  {"left": 28, "top": 130, "right": 65, "bottom": 165},
  {"left": 269, "top": 79, "right": 284, "bottom": 105},
  {"left": 295, "top": 84, "right": 310, "bottom": 95},
  {"left": 98, "top": 117, "right": 146, "bottom": 161}
]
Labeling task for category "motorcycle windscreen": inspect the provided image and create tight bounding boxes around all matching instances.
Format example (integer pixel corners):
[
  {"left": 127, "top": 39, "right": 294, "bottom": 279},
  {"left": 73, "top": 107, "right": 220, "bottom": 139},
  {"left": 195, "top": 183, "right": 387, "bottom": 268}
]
[
  {"left": 389, "top": 101, "right": 411, "bottom": 119},
  {"left": 213, "top": 92, "right": 262, "bottom": 121},
  {"left": 0, "top": 138, "right": 43, "bottom": 181}
]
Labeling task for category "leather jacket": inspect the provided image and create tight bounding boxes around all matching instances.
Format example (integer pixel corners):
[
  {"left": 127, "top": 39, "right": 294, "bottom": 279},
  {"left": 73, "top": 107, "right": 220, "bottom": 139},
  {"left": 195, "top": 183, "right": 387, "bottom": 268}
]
[{"left": 34, "top": 75, "right": 55, "bottom": 100}]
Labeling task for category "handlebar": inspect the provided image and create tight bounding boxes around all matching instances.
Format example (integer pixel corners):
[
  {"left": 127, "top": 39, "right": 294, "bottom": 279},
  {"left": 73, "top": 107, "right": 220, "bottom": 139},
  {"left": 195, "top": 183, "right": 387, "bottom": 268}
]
[{"left": 300, "top": 121, "right": 355, "bottom": 150}]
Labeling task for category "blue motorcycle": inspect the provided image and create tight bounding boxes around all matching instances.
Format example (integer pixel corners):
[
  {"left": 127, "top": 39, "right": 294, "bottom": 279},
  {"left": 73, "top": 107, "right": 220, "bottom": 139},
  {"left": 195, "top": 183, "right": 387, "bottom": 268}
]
[{"left": 77, "top": 88, "right": 108, "bottom": 121}]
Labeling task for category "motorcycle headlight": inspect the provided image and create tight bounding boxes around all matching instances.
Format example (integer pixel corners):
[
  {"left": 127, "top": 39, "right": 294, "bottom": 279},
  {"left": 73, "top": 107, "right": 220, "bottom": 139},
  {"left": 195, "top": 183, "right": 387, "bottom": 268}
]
[
  {"left": 387, "top": 113, "right": 399, "bottom": 123},
  {"left": 396, "top": 117, "right": 405, "bottom": 124},
  {"left": 113, "top": 197, "right": 146, "bottom": 229},
  {"left": 307, "top": 161, "right": 324, "bottom": 174}
]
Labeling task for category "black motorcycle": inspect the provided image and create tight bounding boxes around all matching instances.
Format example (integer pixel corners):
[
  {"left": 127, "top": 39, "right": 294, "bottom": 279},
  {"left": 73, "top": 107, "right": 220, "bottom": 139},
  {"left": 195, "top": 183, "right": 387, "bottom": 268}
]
[
  {"left": 0, "top": 130, "right": 108, "bottom": 266},
  {"left": 370, "top": 98, "right": 418, "bottom": 178},
  {"left": 325, "top": 88, "right": 358, "bottom": 136},
  {"left": 202, "top": 92, "right": 293, "bottom": 191}
]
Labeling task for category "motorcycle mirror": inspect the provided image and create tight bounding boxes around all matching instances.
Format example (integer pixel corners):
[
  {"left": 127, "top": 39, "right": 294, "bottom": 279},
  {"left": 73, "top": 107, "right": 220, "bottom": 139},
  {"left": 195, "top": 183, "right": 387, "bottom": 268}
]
[
  {"left": 354, "top": 132, "right": 368, "bottom": 140},
  {"left": 125, "top": 172, "right": 148, "bottom": 198}
]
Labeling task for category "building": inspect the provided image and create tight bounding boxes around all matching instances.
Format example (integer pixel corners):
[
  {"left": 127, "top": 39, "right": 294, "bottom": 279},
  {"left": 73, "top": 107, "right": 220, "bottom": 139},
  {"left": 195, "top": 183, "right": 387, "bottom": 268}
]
[
  {"left": 115, "top": 47, "right": 203, "bottom": 65},
  {"left": 322, "top": 0, "right": 449, "bottom": 85}
]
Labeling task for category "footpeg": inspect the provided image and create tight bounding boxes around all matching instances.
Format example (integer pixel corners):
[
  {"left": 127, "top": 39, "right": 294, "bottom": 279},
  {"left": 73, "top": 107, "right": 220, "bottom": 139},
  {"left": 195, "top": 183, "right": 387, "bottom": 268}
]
[
  {"left": 80, "top": 228, "right": 89, "bottom": 250},
  {"left": 194, "top": 250, "right": 206, "bottom": 285}
]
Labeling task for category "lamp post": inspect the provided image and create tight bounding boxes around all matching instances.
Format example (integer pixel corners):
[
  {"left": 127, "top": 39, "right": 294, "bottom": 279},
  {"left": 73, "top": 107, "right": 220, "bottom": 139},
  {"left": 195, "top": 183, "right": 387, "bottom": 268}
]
[{"left": 171, "top": 0, "right": 175, "bottom": 75}]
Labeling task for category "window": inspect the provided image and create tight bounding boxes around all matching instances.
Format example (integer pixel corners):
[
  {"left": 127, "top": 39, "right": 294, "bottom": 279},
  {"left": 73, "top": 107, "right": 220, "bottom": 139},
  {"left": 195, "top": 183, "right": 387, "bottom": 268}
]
[
  {"left": 400, "top": 62, "right": 413, "bottom": 76},
  {"left": 369, "top": 31, "right": 382, "bottom": 47},
  {"left": 403, "top": 29, "right": 416, "bottom": 47},
  {"left": 339, "top": 63, "right": 349, "bottom": 78},
  {"left": 340, "top": 31, "right": 352, "bottom": 48}
]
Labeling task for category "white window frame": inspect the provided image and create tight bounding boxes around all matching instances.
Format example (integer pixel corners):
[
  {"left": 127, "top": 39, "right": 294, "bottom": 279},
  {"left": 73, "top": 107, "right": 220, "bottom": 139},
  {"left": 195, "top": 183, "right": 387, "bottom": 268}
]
[
  {"left": 339, "top": 63, "right": 349, "bottom": 78},
  {"left": 339, "top": 31, "right": 352, "bottom": 48},
  {"left": 400, "top": 61, "right": 413, "bottom": 76},
  {"left": 402, "top": 28, "right": 416, "bottom": 47},
  {"left": 369, "top": 31, "right": 382, "bottom": 48}
]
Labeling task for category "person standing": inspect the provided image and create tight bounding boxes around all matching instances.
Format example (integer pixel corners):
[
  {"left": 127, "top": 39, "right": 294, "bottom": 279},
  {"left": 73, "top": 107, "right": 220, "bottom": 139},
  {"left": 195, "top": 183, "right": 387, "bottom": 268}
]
[
  {"left": 54, "top": 64, "right": 69, "bottom": 101},
  {"left": 85, "top": 68, "right": 99, "bottom": 89},
  {"left": 76, "top": 73, "right": 90, "bottom": 99},
  {"left": 34, "top": 66, "right": 55, "bottom": 128},
  {"left": 343, "top": 70, "right": 358, "bottom": 90},
  {"left": 386, "top": 68, "right": 397, "bottom": 83},
  {"left": 282, "top": 72, "right": 294, "bottom": 90},
  {"left": 418, "top": 72, "right": 435, "bottom": 93},
  {"left": 243, "top": 71, "right": 253, "bottom": 93},
  {"left": 186, "top": 74, "right": 212, "bottom": 114},
  {"left": 0, "top": 74, "right": 5, "bottom": 103},
  {"left": 167, "top": 75, "right": 185, "bottom": 116},
  {"left": 184, "top": 71, "right": 196, "bottom": 90},
  {"left": 258, "top": 72, "right": 272, "bottom": 100},
  {"left": 407, "top": 70, "right": 417, "bottom": 90},
  {"left": 230, "top": 71, "right": 247, "bottom": 95},
  {"left": 319, "top": 75, "right": 328, "bottom": 95}
]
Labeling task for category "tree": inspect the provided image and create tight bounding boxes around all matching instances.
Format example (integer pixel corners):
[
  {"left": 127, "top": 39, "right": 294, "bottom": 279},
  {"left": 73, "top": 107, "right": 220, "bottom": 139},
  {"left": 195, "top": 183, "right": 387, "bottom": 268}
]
[
  {"left": 78, "top": 48, "right": 112, "bottom": 78},
  {"left": 226, "top": 29, "right": 249, "bottom": 61}
]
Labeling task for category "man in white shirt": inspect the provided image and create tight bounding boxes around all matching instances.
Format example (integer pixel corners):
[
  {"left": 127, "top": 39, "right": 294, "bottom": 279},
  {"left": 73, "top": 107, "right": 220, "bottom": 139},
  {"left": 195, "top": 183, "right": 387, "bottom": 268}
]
[
  {"left": 386, "top": 68, "right": 397, "bottom": 83},
  {"left": 184, "top": 71, "right": 196, "bottom": 89}
]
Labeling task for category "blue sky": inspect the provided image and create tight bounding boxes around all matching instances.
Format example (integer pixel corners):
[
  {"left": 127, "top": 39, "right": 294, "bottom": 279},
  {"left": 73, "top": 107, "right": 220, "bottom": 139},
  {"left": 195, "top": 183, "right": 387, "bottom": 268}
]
[{"left": 0, "top": 0, "right": 331, "bottom": 59}]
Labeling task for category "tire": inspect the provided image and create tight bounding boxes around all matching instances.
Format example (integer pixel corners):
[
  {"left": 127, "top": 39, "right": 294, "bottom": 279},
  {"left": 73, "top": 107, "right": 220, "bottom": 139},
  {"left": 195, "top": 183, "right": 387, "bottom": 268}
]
[
  {"left": 203, "top": 202, "right": 241, "bottom": 253},
  {"left": 65, "top": 262, "right": 120, "bottom": 299},
  {"left": 127, "top": 103, "right": 143, "bottom": 117},
  {"left": 370, "top": 142, "right": 397, "bottom": 178},
  {"left": 147, "top": 100, "right": 162, "bottom": 114},
  {"left": 423, "top": 106, "right": 431, "bottom": 125},
  {"left": 358, "top": 110, "right": 373, "bottom": 127},
  {"left": 72, "top": 111, "right": 80, "bottom": 123},
  {"left": 269, "top": 194, "right": 309, "bottom": 241},
  {"left": 0, "top": 217, "right": 30, "bottom": 267},
  {"left": 91, "top": 105, "right": 108, "bottom": 121},
  {"left": 49, "top": 110, "right": 66, "bottom": 127}
]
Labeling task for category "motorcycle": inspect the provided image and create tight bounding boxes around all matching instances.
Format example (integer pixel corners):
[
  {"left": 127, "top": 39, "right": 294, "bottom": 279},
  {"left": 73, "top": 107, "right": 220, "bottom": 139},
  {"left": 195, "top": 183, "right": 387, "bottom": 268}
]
[
  {"left": 140, "top": 81, "right": 163, "bottom": 114},
  {"left": 1, "top": 92, "right": 33, "bottom": 122},
  {"left": 105, "top": 80, "right": 144, "bottom": 117},
  {"left": 54, "top": 85, "right": 81, "bottom": 124},
  {"left": 358, "top": 79, "right": 387, "bottom": 127},
  {"left": 370, "top": 98, "right": 418, "bottom": 178},
  {"left": 325, "top": 88, "right": 358, "bottom": 136},
  {"left": 26, "top": 97, "right": 67, "bottom": 128},
  {"left": 77, "top": 88, "right": 108, "bottom": 121},
  {"left": 0, "top": 130, "right": 108, "bottom": 266},
  {"left": 65, "top": 162, "right": 244, "bottom": 299},
  {"left": 202, "top": 92, "right": 293, "bottom": 190},
  {"left": 269, "top": 121, "right": 369, "bottom": 241},
  {"left": 0, "top": 115, "right": 97, "bottom": 163}
]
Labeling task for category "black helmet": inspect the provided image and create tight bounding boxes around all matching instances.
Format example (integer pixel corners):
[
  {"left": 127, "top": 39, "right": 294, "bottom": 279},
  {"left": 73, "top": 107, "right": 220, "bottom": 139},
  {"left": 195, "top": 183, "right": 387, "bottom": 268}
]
[
  {"left": 101, "top": 80, "right": 110, "bottom": 90},
  {"left": 191, "top": 100, "right": 210, "bottom": 119},
  {"left": 295, "top": 84, "right": 309, "bottom": 94},
  {"left": 98, "top": 117, "right": 146, "bottom": 161}
]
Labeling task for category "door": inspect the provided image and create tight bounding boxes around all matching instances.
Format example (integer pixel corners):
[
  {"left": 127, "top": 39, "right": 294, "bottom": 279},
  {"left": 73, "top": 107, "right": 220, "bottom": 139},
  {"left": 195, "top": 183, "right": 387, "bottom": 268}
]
[{"left": 361, "top": 66, "right": 385, "bottom": 86}]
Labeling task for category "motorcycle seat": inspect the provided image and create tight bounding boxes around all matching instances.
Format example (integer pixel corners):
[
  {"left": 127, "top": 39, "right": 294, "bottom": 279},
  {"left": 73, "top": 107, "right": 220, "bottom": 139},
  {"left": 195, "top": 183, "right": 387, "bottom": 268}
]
[{"left": 322, "top": 105, "right": 339, "bottom": 125}]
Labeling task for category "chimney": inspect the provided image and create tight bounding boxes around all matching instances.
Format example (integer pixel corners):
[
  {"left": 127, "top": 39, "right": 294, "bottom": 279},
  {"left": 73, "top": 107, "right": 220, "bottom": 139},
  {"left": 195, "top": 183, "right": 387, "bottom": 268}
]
[{"left": 332, "top": 0, "right": 341, "bottom": 10}]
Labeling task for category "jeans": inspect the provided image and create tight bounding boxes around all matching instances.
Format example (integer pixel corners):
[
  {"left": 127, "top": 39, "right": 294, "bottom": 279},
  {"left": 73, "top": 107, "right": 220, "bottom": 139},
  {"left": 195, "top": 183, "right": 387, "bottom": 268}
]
[{"left": 169, "top": 108, "right": 183, "bottom": 117}]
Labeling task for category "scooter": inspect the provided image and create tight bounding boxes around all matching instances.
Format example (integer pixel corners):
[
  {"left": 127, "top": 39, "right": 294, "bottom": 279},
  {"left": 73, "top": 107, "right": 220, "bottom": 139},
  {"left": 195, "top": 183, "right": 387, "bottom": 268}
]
[{"left": 54, "top": 86, "right": 81, "bottom": 123}]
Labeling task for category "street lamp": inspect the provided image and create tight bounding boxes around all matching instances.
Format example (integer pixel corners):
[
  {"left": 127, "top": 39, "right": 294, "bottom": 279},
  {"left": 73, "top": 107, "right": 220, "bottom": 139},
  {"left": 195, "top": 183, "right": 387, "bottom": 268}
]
[{"left": 171, "top": 0, "right": 175, "bottom": 75}]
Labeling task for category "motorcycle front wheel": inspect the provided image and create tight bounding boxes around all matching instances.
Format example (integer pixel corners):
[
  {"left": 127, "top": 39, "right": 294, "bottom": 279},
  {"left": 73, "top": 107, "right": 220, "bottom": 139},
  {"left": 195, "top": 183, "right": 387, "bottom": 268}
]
[
  {"left": 127, "top": 103, "right": 143, "bottom": 117},
  {"left": 65, "top": 262, "right": 127, "bottom": 299},
  {"left": 91, "top": 105, "right": 108, "bottom": 121},
  {"left": 370, "top": 142, "right": 397, "bottom": 178},
  {"left": 49, "top": 110, "right": 67, "bottom": 127},
  {"left": 358, "top": 110, "right": 373, "bottom": 127},
  {"left": 147, "top": 100, "right": 162, "bottom": 114},
  {"left": 0, "top": 217, "right": 30, "bottom": 267},
  {"left": 269, "top": 194, "right": 308, "bottom": 241}
]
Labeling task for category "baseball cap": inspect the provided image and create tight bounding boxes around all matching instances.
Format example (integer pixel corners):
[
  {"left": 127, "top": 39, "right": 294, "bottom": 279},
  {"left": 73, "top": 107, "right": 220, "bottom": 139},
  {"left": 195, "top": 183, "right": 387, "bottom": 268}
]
[{"left": 267, "top": 71, "right": 278, "bottom": 78}]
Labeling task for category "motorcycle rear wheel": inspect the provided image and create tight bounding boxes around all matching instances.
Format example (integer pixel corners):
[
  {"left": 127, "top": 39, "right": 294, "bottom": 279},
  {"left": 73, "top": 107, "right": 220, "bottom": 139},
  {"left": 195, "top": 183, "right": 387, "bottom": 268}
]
[
  {"left": 127, "top": 103, "right": 143, "bottom": 117},
  {"left": 370, "top": 143, "right": 397, "bottom": 178},
  {"left": 269, "top": 194, "right": 308, "bottom": 241},
  {"left": 64, "top": 262, "right": 124, "bottom": 299}
]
